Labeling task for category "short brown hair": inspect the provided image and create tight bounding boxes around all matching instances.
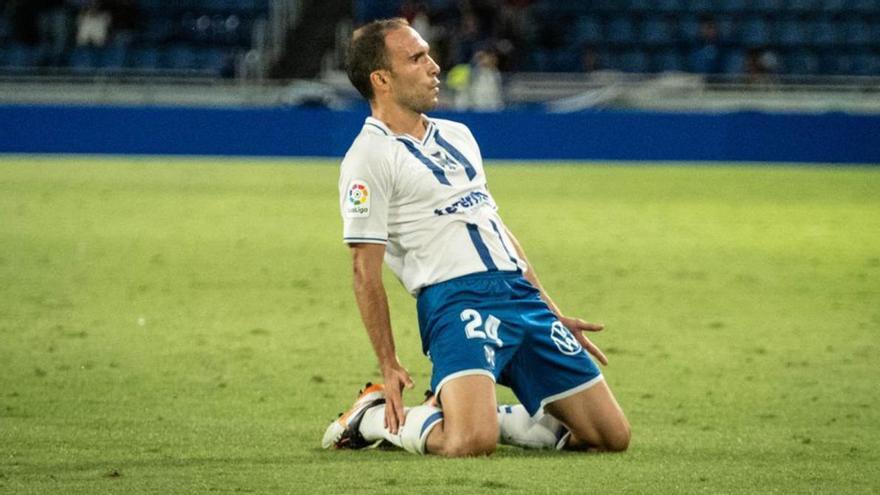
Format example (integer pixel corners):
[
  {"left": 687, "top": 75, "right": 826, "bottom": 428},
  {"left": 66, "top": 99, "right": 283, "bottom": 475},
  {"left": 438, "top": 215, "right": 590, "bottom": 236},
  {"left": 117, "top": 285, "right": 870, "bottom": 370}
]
[{"left": 347, "top": 18, "right": 409, "bottom": 101}]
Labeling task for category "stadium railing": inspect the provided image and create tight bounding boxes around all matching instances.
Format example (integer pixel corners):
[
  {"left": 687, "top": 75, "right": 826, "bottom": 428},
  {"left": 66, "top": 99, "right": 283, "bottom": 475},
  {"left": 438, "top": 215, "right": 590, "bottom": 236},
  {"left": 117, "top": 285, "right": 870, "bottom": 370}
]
[{"left": 1, "top": 70, "right": 878, "bottom": 114}]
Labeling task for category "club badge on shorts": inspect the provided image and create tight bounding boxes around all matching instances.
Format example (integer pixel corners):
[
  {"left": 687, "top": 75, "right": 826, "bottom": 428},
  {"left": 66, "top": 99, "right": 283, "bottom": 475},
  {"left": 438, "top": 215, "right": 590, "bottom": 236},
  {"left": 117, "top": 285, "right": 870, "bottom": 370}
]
[
  {"left": 345, "top": 180, "right": 371, "bottom": 218},
  {"left": 551, "top": 321, "right": 583, "bottom": 356}
]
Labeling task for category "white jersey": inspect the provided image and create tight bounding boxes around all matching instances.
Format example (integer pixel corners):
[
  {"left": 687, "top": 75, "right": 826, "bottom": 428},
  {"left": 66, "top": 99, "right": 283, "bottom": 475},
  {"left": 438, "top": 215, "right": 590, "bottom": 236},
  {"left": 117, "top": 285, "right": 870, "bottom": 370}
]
[{"left": 339, "top": 116, "right": 526, "bottom": 296}]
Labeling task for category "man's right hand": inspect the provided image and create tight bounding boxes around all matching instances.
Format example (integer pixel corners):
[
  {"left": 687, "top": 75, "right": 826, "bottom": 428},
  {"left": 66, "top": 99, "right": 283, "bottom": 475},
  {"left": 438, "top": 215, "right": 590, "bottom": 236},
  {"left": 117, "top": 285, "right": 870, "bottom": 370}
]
[{"left": 381, "top": 360, "right": 414, "bottom": 434}]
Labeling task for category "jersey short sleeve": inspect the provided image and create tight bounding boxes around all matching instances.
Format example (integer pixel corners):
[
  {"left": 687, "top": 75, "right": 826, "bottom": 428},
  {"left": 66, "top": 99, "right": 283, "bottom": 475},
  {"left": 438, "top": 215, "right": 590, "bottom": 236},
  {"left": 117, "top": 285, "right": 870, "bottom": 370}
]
[{"left": 339, "top": 134, "right": 393, "bottom": 245}]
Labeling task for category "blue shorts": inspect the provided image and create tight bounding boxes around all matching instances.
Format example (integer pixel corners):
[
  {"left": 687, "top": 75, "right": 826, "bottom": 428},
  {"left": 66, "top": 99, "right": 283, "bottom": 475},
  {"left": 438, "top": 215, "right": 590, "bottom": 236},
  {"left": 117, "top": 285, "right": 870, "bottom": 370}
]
[{"left": 416, "top": 270, "right": 603, "bottom": 416}]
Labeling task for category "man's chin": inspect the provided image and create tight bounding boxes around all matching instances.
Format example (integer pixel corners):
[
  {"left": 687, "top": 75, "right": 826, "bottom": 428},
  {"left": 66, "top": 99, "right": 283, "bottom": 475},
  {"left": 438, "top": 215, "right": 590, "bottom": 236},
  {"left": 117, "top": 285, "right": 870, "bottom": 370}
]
[{"left": 411, "top": 102, "right": 438, "bottom": 114}]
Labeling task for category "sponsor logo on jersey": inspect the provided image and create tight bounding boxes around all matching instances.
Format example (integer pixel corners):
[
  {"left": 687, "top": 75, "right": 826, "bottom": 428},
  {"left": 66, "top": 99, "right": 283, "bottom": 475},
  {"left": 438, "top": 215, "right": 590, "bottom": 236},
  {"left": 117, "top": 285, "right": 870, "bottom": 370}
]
[
  {"left": 345, "top": 180, "right": 370, "bottom": 218},
  {"left": 550, "top": 321, "right": 583, "bottom": 356},
  {"left": 434, "top": 189, "right": 492, "bottom": 216}
]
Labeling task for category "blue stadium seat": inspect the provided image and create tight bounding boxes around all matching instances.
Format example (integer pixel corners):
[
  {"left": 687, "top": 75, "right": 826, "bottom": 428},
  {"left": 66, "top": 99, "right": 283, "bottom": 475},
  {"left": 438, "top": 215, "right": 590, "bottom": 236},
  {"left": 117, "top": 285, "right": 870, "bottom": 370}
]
[
  {"left": 590, "top": 0, "right": 623, "bottom": 13},
  {"left": 688, "top": 0, "right": 714, "bottom": 14},
  {"left": 719, "top": 0, "right": 752, "bottom": 13},
  {"left": 653, "top": 49, "right": 687, "bottom": 72},
  {"left": 607, "top": 17, "right": 637, "bottom": 45},
  {"left": 785, "top": 0, "right": 818, "bottom": 12},
  {"left": 547, "top": 48, "right": 582, "bottom": 72},
  {"left": 573, "top": 16, "right": 603, "bottom": 44},
  {"left": 783, "top": 50, "right": 820, "bottom": 74},
  {"left": 813, "top": 19, "right": 843, "bottom": 46},
  {"left": 165, "top": 45, "right": 198, "bottom": 69},
  {"left": 820, "top": 51, "right": 855, "bottom": 74},
  {"left": 236, "top": 0, "right": 258, "bottom": 13},
  {"left": 843, "top": 19, "right": 872, "bottom": 45},
  {"left": 850, "top": 51, "right": 880, "bottom": 75},
  {"left": 555, "top": 2, "right": 599, "bottom": 14},
  {"left": 689, "top": 44, "right": 724, "bottom": 73},
  {"left": 129, "top": 47, "right": 161, "bottom": 70},
  {"left": 641, "top": 19, "right": 675, "bottom": 45},
  {"left": 740, "top": 17, "right": 773, "bottom": 46},
  {"left": 679, "top": 15, "right": 701, "bottom": 41},
  {"left": 2, "top": 43, "right": 39, "bottom": 68},
  {"left": 198, "top": 47, "right": 227, "bottom": 73},
  {"left": 723, "top": 49, "right": 746, "bottom": 73},
  {"left": 717, "top": 17, "right": 737, "bottom": 40},
  {"left": 754, "top": 0, "right": 786, "bottom": 12},
  {"left": 656, "top": 0, "right": 685, "bottom": 13},
  {"left": 613, "top": 50, "right": 650, "bottom": 72},
  {"left": 68, "top": 47, "right": 99, "bottom": 71},
  {"left": 819, "top": 0, "right": 847, "bottom": 14},
  {"left": 527, "top": 49, "right": 552, "bottom": 72},
  {"left": 98, "top": 39, "right": 130, "bottom": 69},
  {"left": 851, "top": 0, "right": 880, "bottom": 14},
  {"left": 777, "top": 19, "right": 810, "bottom": 47},
  {"left": 628, "top": 0, "right": 652, "bottom": 14},
  {"left": 200, "top": 0, "right": 232, "bottom": 10}
]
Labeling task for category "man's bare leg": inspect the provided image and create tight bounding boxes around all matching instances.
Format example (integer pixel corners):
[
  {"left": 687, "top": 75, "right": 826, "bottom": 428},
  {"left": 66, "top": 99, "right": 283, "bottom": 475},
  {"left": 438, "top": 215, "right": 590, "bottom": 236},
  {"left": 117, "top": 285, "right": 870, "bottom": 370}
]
[
  {"left": 424, "top": 374, "right": 499, "bottom": 457},
  {"left": 544, "top": 379, "right": 630, "bottom": 452}
]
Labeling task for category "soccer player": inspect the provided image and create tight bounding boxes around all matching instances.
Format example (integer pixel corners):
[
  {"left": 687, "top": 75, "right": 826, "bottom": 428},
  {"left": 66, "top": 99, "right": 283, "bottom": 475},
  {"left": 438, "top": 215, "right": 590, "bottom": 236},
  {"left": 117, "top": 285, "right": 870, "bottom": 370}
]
[{"left": 322, "top": 18, "right": 630, "bottom": 457}]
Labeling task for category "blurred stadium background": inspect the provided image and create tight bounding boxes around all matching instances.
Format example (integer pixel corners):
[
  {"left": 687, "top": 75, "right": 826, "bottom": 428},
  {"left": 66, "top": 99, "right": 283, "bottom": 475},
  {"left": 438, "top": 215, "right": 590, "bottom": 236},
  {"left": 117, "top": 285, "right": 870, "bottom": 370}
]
[{"left": 0, "top": 0, "right": 878, "bottom": 160}]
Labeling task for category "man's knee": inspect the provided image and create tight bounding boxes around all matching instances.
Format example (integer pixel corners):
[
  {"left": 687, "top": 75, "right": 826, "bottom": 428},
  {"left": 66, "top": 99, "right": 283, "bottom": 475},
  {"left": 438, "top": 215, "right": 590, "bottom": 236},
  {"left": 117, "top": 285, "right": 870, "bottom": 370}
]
[
  {"left": 439, "top": 427, "right": 498, "bottom": 457},
  {"left": 601, "top": 422, "right": 631, "bottom": 452},
  {"left": 568, "top": 419, "right": 631, "bottom": 453}
]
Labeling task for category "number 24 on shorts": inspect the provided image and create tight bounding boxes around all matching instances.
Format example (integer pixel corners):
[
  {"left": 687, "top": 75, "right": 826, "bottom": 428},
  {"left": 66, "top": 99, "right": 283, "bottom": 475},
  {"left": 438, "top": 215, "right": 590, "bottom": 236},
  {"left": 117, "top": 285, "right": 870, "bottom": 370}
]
[{"left": 459, "top": 309, "right": 503, "bottom": 347}]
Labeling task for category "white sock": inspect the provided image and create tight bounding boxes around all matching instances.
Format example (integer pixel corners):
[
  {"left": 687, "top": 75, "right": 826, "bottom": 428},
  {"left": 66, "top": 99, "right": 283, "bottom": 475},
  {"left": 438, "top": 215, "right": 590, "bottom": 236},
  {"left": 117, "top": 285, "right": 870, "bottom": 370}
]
[
  {"left": 359, "top": 404, "right": 406, "bottom": 448},
  {"left": 361, "top": 403, "right": 565, "bottom": 451},
  {"left": 399, "top": 404, "right": 444, "bottom": 455},
  {"left": 497, "top": 404, "right": 568, "bottom": 449},
  {"left": 359, "top": 404, "right": 445, "bottom": 454}
]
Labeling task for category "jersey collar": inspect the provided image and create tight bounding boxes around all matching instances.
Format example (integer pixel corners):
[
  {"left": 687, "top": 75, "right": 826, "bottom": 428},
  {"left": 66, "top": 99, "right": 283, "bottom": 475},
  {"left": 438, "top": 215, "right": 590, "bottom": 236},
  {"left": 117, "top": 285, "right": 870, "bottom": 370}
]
[{"left": 365, "top": 116, "right": 436, "bottom": 147}]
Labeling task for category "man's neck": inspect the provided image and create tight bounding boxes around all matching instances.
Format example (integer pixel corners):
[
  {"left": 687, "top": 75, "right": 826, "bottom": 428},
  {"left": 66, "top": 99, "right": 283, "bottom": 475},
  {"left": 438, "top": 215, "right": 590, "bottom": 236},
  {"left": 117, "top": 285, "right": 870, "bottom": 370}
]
[{"left": 371, "top": 103, "right": 428, "bottom": 141}]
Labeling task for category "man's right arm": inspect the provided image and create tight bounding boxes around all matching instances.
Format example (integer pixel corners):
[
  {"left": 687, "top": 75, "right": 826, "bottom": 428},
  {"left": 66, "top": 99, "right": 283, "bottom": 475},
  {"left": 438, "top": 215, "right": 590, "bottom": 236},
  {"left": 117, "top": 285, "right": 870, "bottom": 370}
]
[{"left": 350, "top": 242, "right": 413, "bottom": 434}]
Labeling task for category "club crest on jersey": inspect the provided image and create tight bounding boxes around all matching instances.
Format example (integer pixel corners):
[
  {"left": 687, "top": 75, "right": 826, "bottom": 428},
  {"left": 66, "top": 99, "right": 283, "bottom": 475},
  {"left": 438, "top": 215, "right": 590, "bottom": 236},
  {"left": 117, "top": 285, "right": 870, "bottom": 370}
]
[
  {"left": 431, "top": 150, "right": 461, "bottom": 171},
  {"left": 345, "top": 180, "right": 370, "bottom": 218}
]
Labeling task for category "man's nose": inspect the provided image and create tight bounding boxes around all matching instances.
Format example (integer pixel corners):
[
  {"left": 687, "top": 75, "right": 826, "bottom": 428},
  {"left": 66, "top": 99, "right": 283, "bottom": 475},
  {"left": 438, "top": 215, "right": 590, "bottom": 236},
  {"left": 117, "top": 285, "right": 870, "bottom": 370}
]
[{"left": 428, "top": 57, "right": 440, "bottom": 76}]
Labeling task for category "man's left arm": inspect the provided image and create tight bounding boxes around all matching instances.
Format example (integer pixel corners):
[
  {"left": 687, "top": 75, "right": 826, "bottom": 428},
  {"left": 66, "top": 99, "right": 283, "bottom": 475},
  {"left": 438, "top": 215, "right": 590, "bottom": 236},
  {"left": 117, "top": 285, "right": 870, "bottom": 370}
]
[{"left": 504, "top": 226, "right": 609, "bottom": 366}]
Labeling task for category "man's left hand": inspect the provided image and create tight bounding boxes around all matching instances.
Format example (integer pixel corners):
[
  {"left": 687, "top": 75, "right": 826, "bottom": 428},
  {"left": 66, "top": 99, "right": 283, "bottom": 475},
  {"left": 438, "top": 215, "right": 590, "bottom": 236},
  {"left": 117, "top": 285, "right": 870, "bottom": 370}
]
[{"left": 559, "top": 316, "right": 608, "bottom": 366}]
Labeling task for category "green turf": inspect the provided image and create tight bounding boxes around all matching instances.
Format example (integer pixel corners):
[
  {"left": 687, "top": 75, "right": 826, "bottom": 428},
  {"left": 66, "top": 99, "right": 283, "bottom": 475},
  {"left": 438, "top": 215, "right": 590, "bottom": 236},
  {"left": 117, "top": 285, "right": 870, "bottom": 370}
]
[{"left": 1, "top": 155, "right": 878, "bottom": 494}]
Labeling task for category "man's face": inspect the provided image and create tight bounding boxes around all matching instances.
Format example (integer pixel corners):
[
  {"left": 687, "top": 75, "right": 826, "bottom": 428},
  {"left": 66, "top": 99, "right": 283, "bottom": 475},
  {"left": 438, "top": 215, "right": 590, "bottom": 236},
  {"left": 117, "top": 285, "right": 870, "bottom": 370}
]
[{"left": 381, "top": 27, "right": 441, "bottom": 113}]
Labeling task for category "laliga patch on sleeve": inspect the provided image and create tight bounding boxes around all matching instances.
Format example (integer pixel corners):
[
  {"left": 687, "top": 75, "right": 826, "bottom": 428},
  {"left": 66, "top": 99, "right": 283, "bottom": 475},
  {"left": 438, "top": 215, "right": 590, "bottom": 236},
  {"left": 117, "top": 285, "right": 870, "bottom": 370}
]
[{"left": 345, "top": 179, "right": 371, "bottom": 218}]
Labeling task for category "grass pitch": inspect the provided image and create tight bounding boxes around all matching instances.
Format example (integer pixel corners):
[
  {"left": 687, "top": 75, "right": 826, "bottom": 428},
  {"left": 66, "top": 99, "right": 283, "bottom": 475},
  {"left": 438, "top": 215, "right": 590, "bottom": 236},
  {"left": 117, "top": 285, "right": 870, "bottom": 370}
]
[{"left": 1, "top": 155, "right": 878, "bottom": 494}]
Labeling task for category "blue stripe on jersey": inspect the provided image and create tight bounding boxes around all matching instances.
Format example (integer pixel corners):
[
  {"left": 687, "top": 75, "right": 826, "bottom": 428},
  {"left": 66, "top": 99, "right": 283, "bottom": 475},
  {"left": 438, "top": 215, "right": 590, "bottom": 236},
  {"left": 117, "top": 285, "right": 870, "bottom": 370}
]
[
  {"left": 421, "top": 122, "right": 435, "bottom": 146},
  {"left": 435, "top": 130, "right": 477, "bottom": 181},
  {"left": 488, "top": 219, "right": 521, "bottom": 272},
  {"left": 365, "top": 122, "right": 389, "bottom": 135},
  {"left": 397, "top": 138, "right": 451, "bottom": 186},
  {"left": 466, "top": 223, "right": 498, "bottom": 272}
]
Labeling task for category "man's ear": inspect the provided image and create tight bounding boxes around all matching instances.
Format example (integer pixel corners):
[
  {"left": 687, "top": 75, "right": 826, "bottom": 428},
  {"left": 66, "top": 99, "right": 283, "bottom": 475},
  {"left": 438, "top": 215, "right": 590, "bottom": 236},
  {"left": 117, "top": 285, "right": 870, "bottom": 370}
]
[{"left": 370, "top": 70, "right": 389, "bottom": 94}]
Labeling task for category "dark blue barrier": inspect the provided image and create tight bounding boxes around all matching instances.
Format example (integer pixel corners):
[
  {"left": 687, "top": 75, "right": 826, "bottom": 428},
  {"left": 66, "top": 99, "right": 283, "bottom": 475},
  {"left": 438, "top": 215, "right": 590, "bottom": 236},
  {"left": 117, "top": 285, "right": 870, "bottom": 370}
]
[{"left": 1, "top": 104, "right": 877, "bottom": 163}]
